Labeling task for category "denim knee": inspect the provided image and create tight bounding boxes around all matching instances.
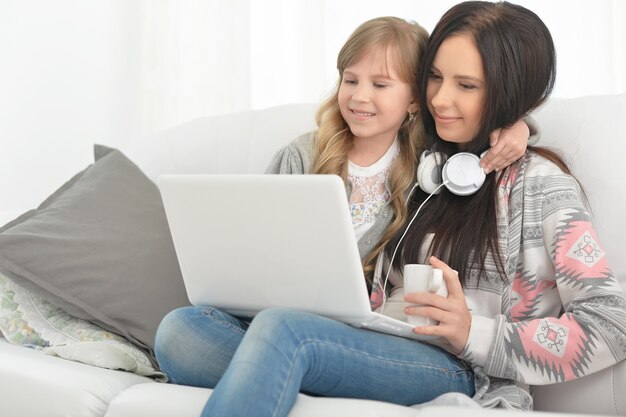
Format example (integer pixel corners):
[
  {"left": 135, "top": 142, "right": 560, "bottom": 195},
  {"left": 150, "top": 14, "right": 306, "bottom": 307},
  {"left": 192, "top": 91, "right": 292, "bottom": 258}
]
[
  {"left": 155, "top": 307, "right": 192, "bottom": 353},
  {"left": 154, "top": 307, "right": 196, "bottom": 379},
  {"left": 248, "top": 307, "right": 308, "bottom": 338},
  {"left": 155, "top": 306, "right": 248, "bottom": 388}
]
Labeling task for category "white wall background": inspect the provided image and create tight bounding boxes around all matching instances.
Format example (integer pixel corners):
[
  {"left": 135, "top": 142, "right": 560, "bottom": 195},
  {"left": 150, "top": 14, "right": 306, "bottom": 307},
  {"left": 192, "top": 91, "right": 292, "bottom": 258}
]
[{"left": 1, "top": 0, "right": 625, "bottom": 215}]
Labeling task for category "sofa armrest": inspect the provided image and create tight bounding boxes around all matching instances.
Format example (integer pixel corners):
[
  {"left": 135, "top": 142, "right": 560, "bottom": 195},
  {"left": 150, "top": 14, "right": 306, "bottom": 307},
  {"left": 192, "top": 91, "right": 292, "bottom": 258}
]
[
  {"left": 533, "top": 359, "right": 626, "bottom": 415},
  {"left": 0, "top": 339, "right": 153, "bottom": 417}
]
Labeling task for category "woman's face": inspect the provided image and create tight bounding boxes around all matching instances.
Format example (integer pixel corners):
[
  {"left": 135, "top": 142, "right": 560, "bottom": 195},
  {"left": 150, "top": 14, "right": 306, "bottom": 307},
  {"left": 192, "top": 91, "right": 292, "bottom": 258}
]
[{"left": 426, "top": 33, "right": 486, "bottom": 149}]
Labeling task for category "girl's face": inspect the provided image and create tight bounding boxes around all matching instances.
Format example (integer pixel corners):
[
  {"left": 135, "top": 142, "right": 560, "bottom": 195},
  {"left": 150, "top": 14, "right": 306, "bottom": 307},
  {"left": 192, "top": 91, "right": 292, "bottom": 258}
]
[
  {"left": 338, "top": 49, "right": 417, "bottom": 147},
  {"left": 426, "top": 33, "right": 486, "bottom": 149}
]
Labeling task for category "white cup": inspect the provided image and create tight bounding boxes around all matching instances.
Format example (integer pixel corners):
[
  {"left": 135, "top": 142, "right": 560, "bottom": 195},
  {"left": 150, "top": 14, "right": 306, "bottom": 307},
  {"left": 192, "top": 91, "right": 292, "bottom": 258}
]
[{"left": 403, "top": 264, "right": 448, "bottom": 326}]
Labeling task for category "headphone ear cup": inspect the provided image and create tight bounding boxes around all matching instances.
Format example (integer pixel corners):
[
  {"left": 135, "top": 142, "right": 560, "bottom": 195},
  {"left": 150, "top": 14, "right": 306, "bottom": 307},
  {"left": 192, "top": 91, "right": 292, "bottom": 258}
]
[
  {"left": 417, "top": 151, "right": 446, "bottom": 194},
  {"left": 441, "top": 152, "right": 486, "bottom": 196}
]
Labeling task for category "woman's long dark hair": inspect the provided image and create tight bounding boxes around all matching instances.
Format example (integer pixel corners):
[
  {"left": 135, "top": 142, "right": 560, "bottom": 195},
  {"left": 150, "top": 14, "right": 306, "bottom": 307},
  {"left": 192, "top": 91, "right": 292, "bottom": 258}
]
[{"left": 386, "top": 1, "right": 557, "bottom": 286}]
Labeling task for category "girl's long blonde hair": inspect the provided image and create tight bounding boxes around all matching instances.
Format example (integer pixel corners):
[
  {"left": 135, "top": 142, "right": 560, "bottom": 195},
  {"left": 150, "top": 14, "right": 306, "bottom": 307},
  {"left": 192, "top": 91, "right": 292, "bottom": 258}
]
[{"left": 312, "top": 17, "right": 429, "bottom": 286}]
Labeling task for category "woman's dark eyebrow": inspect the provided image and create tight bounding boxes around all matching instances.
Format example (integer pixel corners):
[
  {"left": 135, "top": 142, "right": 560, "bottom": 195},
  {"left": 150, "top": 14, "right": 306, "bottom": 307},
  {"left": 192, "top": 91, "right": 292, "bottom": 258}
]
[
  {"left": 431, "top": 65, "right": 483, "bottom": 84},
  {"left": 454, "top": 75, "right": 484, "bottom": 84}
]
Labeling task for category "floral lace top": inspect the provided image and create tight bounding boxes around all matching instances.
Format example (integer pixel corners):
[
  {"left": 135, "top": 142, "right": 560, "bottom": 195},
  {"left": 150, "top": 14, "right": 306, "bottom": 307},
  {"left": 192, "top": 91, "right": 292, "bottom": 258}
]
[{"left": 348, "top": 139, "right": 399, "bottom": 241}]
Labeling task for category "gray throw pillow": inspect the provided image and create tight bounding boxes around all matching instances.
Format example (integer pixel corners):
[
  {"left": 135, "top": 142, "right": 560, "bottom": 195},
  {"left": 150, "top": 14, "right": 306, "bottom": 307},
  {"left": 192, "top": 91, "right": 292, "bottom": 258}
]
[{"left": 0, "top": 145, "right": 190, "bottom": 363}]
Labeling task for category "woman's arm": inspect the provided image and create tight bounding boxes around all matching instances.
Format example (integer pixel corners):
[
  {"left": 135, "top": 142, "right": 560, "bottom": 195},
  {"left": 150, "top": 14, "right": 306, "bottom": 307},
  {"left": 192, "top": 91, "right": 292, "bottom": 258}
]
[
  {"left": 406, "top": 160, "right": 626, "bottom": 384},
  {"left": 464, "top": 166, "right": 626, "bottom": 385}
]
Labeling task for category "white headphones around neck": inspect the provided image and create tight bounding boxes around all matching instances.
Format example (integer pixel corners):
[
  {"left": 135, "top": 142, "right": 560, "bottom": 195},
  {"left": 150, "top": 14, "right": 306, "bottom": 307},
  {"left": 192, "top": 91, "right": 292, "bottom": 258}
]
[
  {"left": 378, "top": 148, "right": 486, "bottom": 310},
  {"left": 378, "top": 148, "right": 486, "bottom": 312},
  {"left": 416, "top": 150, "right": 486, "bottom": 196}
]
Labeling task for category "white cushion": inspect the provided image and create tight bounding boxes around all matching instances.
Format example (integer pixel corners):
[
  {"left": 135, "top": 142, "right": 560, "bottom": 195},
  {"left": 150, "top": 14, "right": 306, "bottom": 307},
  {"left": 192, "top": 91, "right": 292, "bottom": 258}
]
[
  {"left": 533, "top": 358, "right": 626, "bottom": 414},
  {"left": 123, "top": 103, "right": 318, "bottom": 181},
  {"left": 105, "top": 381, "right": 421, "bottom": 417},
  {"left": 0, "top": 339, "right": 153, "bottom": 417}
]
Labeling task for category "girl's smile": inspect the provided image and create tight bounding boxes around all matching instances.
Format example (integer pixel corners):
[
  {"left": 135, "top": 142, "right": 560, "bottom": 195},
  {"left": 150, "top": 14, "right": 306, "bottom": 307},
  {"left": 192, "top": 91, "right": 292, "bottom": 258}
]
[
  {"left": 338, "top": 49, "right": 417, "bottom": 156},
  {"left": 349, "top": 108, "right": 377, "bottom": 120}
]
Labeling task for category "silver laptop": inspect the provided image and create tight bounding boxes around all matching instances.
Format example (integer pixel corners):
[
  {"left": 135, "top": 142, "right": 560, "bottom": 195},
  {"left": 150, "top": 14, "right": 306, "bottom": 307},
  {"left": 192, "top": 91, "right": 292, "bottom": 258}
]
[{"left": 159, "top": 174, "right": 432, "bottom": 341}]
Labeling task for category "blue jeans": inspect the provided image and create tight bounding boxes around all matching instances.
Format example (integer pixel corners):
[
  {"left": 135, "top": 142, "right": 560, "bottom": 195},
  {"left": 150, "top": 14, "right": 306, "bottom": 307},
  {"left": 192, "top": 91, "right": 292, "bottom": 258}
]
[{"left": 155, "top": 306, "right": 474, "bottom": 417}]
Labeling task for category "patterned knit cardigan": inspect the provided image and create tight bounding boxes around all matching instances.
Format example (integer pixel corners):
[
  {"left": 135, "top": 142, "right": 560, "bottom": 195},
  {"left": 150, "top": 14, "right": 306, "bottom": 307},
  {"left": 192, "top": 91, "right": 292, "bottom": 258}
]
[{"left": 373, "top": 150, "right": 626, "bottom": 409}]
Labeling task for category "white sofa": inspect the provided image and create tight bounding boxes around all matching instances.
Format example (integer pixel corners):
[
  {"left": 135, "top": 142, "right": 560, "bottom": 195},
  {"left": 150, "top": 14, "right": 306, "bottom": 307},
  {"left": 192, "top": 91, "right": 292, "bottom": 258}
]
[{"left": 1, "top": 94, "right": 625, "bottom": 417}]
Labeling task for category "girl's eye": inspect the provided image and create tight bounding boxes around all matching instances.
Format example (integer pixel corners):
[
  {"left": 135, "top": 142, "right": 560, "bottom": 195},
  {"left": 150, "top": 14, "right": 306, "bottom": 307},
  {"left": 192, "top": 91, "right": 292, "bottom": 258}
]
[
  {"left": 460, "top": 83, "right": 477, "bottom": 90},
  {"left": 343, "top": 79, "right": 357, "bottom": 85},
  {"left": 374, "top": 83, "right": 388, "bottom": 88}
]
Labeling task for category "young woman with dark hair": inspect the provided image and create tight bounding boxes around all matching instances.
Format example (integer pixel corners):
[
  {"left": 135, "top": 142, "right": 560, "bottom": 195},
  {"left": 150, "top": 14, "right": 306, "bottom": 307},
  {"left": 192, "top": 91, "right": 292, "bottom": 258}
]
[{"left": 377, "top": 0, "right": 626, "bottom": 409}]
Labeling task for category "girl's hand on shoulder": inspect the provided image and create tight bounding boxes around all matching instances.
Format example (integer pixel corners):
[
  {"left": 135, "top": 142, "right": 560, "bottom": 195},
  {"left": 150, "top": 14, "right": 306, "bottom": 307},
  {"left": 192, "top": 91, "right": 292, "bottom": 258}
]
[
  {"left": 404, "top": 256, "right": 471, "bottom": 355},
  {"left": 480, "top": 118, "right": 529, "bottom": 174}
]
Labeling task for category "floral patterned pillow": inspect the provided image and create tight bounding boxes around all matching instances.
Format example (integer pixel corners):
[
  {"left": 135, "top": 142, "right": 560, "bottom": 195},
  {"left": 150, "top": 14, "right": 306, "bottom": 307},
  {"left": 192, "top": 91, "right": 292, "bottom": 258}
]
[
  {"left": 0, "top": 273, "right": 47, "bottom": 346},
  {"left": 1, "top": 273, "right": 164, "bottom": 380}
]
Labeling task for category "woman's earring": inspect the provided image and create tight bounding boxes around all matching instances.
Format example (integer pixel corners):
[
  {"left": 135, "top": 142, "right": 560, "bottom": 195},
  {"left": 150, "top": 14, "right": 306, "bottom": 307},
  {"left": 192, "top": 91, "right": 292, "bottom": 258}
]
[{"left": 408, "top": 112, "right": 416, "bottom": 122}]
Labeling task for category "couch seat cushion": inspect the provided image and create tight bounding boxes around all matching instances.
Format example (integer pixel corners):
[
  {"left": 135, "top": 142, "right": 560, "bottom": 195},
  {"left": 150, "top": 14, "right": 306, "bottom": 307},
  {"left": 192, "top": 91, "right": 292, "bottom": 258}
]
[{"left": 0, "top": 338, "right": 154, "bottom": 417}]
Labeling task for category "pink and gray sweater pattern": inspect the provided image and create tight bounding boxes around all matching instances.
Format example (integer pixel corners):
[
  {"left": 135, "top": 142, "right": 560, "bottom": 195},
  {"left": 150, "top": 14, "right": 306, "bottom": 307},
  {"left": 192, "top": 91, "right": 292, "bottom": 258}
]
[{"left": 372, "top": 151, "right": 626, "bottom": 409}]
